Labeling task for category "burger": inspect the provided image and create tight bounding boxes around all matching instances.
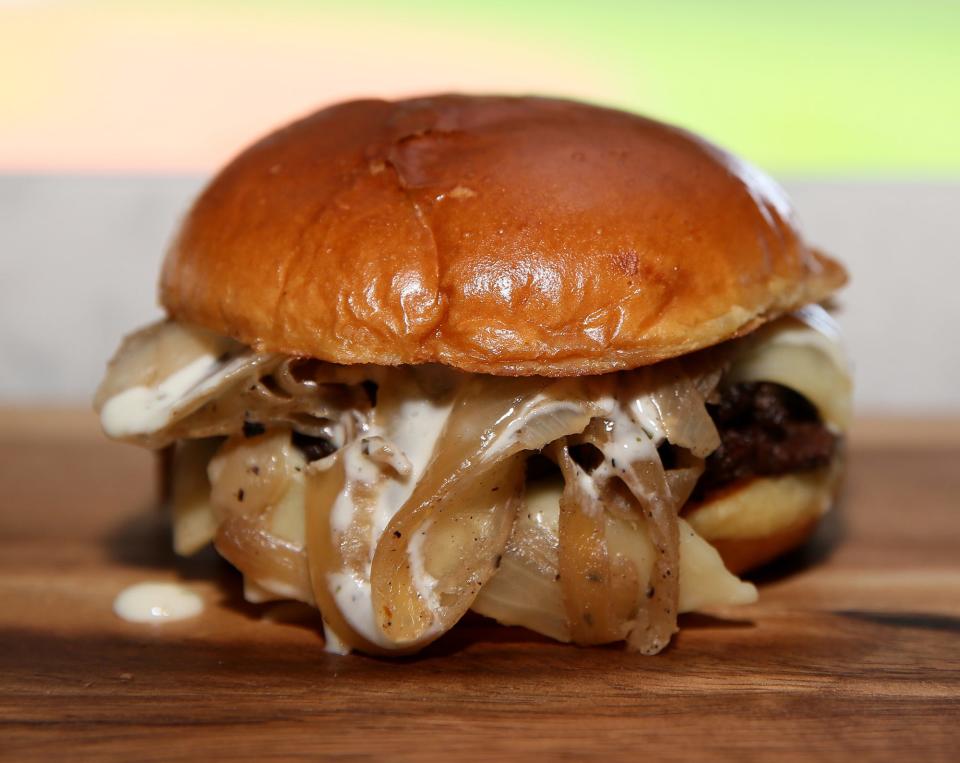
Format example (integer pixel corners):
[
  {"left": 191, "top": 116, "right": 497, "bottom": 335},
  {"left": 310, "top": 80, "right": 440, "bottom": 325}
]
[{"left": 94, "top": 95, "right": 851, "bottom": 655}]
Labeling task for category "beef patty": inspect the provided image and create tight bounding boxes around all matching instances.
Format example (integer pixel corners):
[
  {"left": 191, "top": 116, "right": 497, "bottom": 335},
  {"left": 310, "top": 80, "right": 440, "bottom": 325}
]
[{"left": 691, "top": 382, "right": 837, "bottom": 501}]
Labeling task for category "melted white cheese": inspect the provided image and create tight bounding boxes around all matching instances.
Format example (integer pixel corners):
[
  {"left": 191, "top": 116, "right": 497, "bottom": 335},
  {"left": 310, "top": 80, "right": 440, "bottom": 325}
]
[
  {"left": 727, "top": 305, "right": 852, "bottom": 431},
  {"left": 676, "top": 518, "right": 757, "bottom": 612},
  {"left": 113, "top": 582, "right": 204, "bottom": 623},
  {"left": 171, "top": 439, "right": 221, "bottom": 556},
  {"left": 471, "top": 485, "right": 757, "bottom": 639}
]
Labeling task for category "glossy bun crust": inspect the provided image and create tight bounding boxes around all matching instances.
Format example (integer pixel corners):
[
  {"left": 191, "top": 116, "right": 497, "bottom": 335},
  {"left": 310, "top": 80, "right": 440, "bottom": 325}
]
[{"left": 161, "top": 95, "right": 847, "bottom": 375}]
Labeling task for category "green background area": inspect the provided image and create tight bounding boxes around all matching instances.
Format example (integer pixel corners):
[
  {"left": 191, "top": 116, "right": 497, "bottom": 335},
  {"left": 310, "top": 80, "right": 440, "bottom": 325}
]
[{"left": 154, "top": 0, "right": 960, "bottom": 174}]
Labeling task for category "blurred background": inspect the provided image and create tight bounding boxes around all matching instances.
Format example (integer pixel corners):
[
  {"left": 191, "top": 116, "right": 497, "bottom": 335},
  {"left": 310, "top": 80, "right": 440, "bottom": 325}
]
[{"left": 2, "top": 0, "right": 959, "bottom": 415}]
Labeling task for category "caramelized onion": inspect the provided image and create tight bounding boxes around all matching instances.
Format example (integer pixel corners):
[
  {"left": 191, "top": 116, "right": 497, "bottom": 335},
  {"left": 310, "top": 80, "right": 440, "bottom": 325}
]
[
  {"left": 368, "top": 377, "right": 600, "bottom": 649},
  {"left": 215, "top": 514, "right": 313, "bottom": 605},
  {"left": 160, "top": 374, "right": 359, "bottom": 449},
  {"left": 553, "top": 441, "right": 622, "bottom": 643},
  {"left": 95, "top": 322, "right": 388, "bottom": 449},
  {"left": 472, "top": 472, "right": 757, "bottom": 641},
  {"left": 94, "top": 320, "right": 241, "bottom": 407},
  {"left": 626, "top": 363, "right": 721, "bottom": 458},
  {"left": 304, "top": 370, "right": 459, "bottom": 653},
  {"left": 207, "top": 430, "right": 296, "bottom": 519},
  {"left": 372, "top": 456, "right": 525, "bottom": 647},
  {"left": 304, "top": 454, "right": 394, "bottom": 654},
  {"left": 616, "top": 460, "right": 679, "bottom": 653},
  {"left": 112, "top": 315, "right": 795, "bottom": 655},
  {"left": 170, "top": 438, "right": 221, "bottom": 556},
  {"left": 205, "top": 429, "right": 315, "bottom": 604},
  {"left": 543, "top": 359, "right": 721, "bottom": 654},
  {"left": 663, "top": 449, "right": 705, "bottom": 510}
]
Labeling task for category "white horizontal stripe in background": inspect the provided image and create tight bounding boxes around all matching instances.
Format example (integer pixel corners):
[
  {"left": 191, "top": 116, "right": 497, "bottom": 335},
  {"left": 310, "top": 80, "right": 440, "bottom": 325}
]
[{"left": 0, "top": 177, "right": 957, "bottom": 413}]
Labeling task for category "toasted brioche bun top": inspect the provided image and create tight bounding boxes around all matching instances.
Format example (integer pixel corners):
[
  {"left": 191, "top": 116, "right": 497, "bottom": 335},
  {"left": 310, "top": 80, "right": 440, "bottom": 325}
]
[{"left": 160, "top": 95, "right": 846, "bottom": 376}]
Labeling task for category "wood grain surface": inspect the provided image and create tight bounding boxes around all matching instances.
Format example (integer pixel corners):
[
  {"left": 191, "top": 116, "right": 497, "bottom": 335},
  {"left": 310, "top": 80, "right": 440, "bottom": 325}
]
[{"left": 1, "top": 409, "right": 958, "bottom": 762}]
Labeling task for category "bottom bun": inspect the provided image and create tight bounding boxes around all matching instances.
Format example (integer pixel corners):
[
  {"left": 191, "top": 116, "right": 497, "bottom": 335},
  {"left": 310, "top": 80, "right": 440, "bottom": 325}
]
[
  {"left": 707, "top": 517, "right": 819, "bottom": 576},
  {"left": 683, "top": 462, "right": 842, "bottom": 575}
]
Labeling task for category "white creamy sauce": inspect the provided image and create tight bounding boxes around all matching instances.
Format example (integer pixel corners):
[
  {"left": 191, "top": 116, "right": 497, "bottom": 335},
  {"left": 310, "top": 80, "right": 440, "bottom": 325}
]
[
  {"left": 595, "top": 394, "right": 662, "bottom": 497},
  {"left": 630, "top": 395, "right": 667, "bottom": 442},
  {"left": 100, "top": 351, "right": 264, "bottom": 438},
  {"left": 330, "top": 394, "right": 453, "bottom": 537},
  {"left": 328, "top": 439, "right": 381, "bottom": 538},
  {"left": 575, "top": 468, "right": 602, "bottom": 504},
  {"left": 248, "top": 577, "right": 306, "bottom": 603},
  {"left": 243, "top": 579, "right": 283, "bottom": 604},
  {"left": 373, "top": 394, "right": 454, "bottom": 535},
  {"left": 322, "top": 619, "right": 351, "bottom": 655},
  {"left": 326, "top": 391, "right": 455, "bottom": 647},
  {"left": 327, "top": 570, "right": 394, "bottom": 648},
  {"left": 407, "top": 520, "right": 440, "bottom": 612},
  {"left": 341, "top": 439, "right": 383, "bottom": 489},
  {"left": 113, "top": 582, "right": 204, "bottom": 623},
  {"left": 101, "top": 354, "right": 220, "bottom": 438}
]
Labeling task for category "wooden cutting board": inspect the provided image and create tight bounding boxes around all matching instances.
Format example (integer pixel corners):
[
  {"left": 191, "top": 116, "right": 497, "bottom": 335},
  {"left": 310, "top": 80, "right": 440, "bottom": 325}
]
[{"left": 1, "top": 409, "right": 958, "bottom": 761}]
